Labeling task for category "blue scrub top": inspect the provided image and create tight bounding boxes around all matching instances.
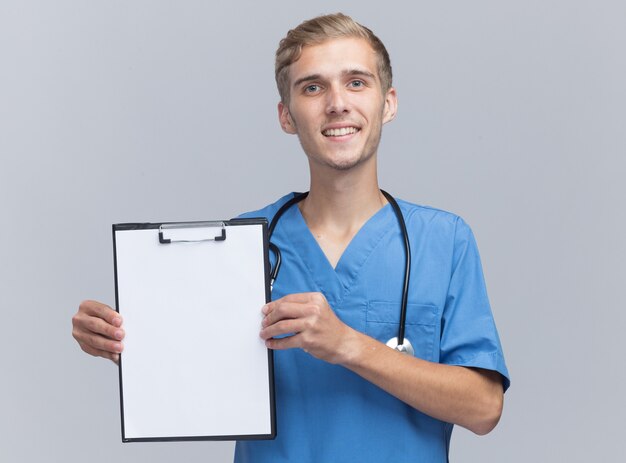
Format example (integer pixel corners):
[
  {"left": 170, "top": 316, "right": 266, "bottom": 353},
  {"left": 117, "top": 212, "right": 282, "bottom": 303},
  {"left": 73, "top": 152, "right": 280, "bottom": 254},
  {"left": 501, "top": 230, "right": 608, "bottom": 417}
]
[{"left": 235, "top": 193, "right": 510, "bottom": 463}]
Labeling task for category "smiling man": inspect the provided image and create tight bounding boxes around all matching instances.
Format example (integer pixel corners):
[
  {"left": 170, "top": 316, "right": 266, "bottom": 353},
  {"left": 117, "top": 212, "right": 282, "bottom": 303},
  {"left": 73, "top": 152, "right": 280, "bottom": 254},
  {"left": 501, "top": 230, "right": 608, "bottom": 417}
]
[
  {"left": 277, "top": 36, "right": 395, "bottom": 175},
  {"left": 72, "top": 13, "right": 509, "bottom": 462}
]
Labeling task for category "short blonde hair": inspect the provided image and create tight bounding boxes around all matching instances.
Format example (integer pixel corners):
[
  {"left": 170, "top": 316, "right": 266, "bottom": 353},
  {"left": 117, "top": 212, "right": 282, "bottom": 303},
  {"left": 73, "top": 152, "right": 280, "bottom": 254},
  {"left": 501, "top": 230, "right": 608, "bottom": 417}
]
[{"left": 275, "top": 13, "right": 393, "bottom": 104}]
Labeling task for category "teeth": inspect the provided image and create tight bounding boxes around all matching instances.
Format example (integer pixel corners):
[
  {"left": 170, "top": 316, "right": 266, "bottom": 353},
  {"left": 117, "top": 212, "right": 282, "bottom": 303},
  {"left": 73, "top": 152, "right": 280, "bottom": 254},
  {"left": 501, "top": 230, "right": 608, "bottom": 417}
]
[{"left": 323, "top": 127, "right": 359, "bottom": 137}]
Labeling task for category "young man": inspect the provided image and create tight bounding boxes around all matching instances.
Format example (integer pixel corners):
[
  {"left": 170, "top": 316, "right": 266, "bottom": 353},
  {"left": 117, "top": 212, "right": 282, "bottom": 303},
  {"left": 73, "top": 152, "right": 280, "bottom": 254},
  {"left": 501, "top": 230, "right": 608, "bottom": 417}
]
[{"left": 72, "top": 13, "right": 509, "bottom": 462}]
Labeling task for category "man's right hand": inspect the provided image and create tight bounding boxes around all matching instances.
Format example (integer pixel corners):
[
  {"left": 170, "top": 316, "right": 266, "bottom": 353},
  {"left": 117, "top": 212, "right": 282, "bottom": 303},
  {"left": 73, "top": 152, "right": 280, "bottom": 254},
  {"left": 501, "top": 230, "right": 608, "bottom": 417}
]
[{"left": 72, "top": 300, "right": 125, "bottom": 364}]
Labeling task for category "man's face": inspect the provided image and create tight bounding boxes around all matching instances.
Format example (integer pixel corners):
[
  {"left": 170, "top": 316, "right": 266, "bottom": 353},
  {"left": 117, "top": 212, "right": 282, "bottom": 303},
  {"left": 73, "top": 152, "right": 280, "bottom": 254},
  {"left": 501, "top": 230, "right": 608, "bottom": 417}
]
[{"left": 278, "top": 37, "right": 397, "bottom": 172}]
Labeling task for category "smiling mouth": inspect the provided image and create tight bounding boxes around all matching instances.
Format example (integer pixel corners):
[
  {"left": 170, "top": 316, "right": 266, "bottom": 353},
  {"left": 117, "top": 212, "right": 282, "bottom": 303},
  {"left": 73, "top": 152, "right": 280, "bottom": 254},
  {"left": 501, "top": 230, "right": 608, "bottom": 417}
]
[{"left": 322, "top": 127, "right": 360, "bottom": 137}]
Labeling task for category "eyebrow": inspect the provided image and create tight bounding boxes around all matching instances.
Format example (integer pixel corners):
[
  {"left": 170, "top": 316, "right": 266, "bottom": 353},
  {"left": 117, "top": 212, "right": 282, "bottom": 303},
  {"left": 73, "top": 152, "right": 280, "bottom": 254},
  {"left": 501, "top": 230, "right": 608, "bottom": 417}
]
[{"left": 292, "top": 69, "right": 377, "bottom": 88}]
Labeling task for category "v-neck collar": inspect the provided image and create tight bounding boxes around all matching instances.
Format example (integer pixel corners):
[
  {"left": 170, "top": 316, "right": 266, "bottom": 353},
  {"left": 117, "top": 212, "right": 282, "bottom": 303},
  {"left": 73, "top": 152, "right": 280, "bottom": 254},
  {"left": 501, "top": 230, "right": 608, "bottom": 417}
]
[{"left": 283, "top": 198, "right": 395, "bottom": 305}]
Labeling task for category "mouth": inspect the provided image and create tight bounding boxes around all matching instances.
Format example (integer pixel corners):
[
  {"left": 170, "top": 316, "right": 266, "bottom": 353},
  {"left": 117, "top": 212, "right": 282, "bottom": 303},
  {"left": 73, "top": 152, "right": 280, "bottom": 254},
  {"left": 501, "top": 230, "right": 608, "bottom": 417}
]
[{"left": 322, "top": 126, "right": 360, "bottom": 137}]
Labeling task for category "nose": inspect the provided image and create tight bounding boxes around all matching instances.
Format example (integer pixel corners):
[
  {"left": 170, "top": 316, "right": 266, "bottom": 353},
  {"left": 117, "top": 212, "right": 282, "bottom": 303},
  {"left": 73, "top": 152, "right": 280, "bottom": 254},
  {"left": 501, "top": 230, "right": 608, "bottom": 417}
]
[{"left": 326, "top": 85, "right": 349, "bottom": 115}]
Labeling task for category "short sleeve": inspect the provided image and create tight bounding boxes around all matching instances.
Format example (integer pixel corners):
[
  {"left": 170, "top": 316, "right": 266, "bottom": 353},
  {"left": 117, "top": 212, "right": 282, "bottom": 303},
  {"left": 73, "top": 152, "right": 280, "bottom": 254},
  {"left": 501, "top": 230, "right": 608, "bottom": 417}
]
[{"left": 440, "top": 217, "right": 510, "bottom": 392}]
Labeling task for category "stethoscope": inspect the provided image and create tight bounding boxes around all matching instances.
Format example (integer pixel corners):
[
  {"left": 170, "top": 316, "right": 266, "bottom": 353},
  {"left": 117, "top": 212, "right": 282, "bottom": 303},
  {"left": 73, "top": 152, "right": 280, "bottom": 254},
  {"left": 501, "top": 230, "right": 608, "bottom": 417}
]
[{"left": 267, "top": 190, "right": 415, "bottom": 356}]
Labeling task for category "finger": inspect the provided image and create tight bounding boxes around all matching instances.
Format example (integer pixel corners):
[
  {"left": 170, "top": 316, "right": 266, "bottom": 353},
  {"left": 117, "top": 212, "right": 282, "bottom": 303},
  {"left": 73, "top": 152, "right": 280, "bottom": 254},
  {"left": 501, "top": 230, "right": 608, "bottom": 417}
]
[
  {"left": 262, "top": 301, "right": 311, "bottom": 327},
  {"left": 260, "top": 318, "right": 306, "bottom": 340},
  {"left": 83, "top": 315, "right": 125, "bottom": 340},
  {"left": 74, "top": 329, "right": 124, "bottom": 354},
  {"left": 80, "top": 343, "right": 121, "bottom": 364},
  {"left": 80, "top": 300, "right": 123, "bottom": 327},
  {"left": 72, "top": 311, "right": 125, "bottom": 341},
  {"left": 265, "top": 333, "right": 303, "bottom": 351},
  {"left": 271, "top": 292, "right": 322, "bottom": 305},
  {"left": 262, "top": 293, "right": 314, "bottom": 315},
  {"left": 263, "top": 292, "right": 327, "bottom": 318}
]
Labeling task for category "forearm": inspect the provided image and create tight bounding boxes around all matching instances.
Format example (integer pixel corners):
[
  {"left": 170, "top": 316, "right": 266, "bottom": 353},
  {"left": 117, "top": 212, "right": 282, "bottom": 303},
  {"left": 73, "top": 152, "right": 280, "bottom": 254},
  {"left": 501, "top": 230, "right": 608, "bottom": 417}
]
[
  {"left": 339, "top": 328, "right": 504, "bottom": 435},
  {"left": 260, "top": 293, "right": 504, "bottom": 434}
]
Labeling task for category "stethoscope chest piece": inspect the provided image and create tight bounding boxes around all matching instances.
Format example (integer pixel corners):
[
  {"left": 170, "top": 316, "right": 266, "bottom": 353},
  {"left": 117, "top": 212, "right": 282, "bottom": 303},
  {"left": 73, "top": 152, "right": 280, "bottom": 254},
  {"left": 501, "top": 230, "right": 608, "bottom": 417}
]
[
  {"left": 386, "top": 337, "right": 415, "bottom": 356},
  {"left": 269, "top": 190, "right": 416, "bottom": 358}
]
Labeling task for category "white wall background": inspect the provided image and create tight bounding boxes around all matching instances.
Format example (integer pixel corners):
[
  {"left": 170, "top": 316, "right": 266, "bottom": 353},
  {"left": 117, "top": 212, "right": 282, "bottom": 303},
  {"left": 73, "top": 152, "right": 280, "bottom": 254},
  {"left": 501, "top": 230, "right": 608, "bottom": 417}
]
[{"left": 1, "top": 1, "right": 624, "bottom": 461}]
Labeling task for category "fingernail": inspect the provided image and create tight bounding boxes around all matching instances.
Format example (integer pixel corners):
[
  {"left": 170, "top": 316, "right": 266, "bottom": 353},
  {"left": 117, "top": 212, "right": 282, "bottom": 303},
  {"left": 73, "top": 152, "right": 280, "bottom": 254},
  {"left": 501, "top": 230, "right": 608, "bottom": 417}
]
[
  {"left": 113, "top": 317, "right": 122, "bottom": 327},
  {"left": 115, "top": 330, "right": 124, "bottom": 340},
  {"left": 262, "top": 304, "right": 269, "bottom": 314},
  {"left": 115, "top": 343, "right": 123, "bottom": 353}
]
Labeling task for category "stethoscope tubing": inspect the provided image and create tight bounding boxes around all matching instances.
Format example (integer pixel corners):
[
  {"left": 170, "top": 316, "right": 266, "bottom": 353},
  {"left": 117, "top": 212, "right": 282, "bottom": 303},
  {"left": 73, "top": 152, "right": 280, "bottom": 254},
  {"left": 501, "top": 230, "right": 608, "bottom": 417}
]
[
  {"left": 380, "top": 190, "right": 411, "bottom": 346},
  {"left": 268, "top": 191, "right": 309, "bottom": 287},
  {"left": 267, "top": 190, "right": 412, "bottom": 350}
]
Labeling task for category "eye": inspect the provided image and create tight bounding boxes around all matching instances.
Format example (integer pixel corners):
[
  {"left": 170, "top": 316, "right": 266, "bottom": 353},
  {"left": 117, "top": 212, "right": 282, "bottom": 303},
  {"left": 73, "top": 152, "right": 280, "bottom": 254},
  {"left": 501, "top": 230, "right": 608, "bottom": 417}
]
[
  {"left": 349, "top": 80, "right": 365, "bottom": 89},
  {"left": 304, "top": 84, "right": 321, "bottom": 94}
]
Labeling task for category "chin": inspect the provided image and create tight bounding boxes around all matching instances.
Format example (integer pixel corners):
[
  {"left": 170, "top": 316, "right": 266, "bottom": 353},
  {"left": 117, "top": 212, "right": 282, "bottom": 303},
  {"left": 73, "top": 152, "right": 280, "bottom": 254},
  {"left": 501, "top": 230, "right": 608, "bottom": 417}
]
[
  {"left": 327, "top": 151, "right": 375, "bottom": 171},
  {"left": 328, "top": 159, "right": 363, "bottom": 171},
  {"left": 307, "top": 149, "right": 374, "bottom": 172},
  {"left": 310, "top": 156, "right": 362, "bottom": 172}
]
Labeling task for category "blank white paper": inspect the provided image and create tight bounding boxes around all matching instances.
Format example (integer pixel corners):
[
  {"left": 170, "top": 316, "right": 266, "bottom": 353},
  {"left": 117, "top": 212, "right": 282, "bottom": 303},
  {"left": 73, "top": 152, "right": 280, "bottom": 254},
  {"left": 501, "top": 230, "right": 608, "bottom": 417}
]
[{"left": 114, "top": 223, "right": 272, "bottom": 440}]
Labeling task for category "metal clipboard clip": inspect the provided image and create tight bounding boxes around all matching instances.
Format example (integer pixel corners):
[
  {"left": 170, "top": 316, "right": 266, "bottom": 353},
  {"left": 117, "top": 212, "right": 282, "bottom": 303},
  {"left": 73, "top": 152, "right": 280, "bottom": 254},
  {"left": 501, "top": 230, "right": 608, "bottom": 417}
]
[{"left": 158, "top": 222, "right": 227, "bottom": 244}]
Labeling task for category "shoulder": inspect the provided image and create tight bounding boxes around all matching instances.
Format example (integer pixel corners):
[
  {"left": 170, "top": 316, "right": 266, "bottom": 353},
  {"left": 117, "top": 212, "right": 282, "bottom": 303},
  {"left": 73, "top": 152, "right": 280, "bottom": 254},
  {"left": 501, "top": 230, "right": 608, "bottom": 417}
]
[
  {"left": 236, "top": 192, "right": 298, "bottom": 222},
  {"left": 395, "top": 199, "right": 483, "bottom": 267},
  {"left": 395, "top": 198, "right": 472, "bottom": 236}
]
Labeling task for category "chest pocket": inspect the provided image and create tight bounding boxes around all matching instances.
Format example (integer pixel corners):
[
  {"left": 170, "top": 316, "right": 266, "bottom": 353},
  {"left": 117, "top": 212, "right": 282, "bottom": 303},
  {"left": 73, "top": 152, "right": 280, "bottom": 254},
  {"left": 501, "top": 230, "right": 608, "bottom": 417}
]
[{"left": 365, "top": 302, "right": 439, "bottom": 362}]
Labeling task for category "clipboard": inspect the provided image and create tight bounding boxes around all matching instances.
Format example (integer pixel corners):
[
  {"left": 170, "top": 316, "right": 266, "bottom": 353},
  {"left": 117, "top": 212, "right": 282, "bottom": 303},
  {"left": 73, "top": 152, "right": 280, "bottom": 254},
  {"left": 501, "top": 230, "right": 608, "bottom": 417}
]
[{"left": 112, "top": 218, "right": 276, "bottom": 442}]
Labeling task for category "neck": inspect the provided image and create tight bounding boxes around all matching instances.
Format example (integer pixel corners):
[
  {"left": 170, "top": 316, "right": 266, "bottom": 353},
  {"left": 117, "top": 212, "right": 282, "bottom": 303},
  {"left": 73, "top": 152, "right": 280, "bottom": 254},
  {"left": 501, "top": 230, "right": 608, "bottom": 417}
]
[{"left": 300, "top": 156, "right": 387, "bottom": 231}]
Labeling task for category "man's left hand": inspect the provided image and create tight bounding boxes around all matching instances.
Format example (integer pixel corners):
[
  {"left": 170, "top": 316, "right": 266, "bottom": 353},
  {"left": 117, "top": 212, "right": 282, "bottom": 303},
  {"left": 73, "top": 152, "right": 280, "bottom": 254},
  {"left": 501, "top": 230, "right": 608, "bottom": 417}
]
[{"left": 260, "top": 292, "right": 356, "bottom": 364}]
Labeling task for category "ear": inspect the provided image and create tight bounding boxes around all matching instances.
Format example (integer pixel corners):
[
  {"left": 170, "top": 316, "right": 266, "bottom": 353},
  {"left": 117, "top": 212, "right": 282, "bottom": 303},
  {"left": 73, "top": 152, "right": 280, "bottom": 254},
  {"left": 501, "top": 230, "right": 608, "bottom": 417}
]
[
  {"left": 278, "top": 101, "right": 297, "bottom": 134},
  {"left": 382, "top": 87, "right": 398, "bottom": 125}
]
